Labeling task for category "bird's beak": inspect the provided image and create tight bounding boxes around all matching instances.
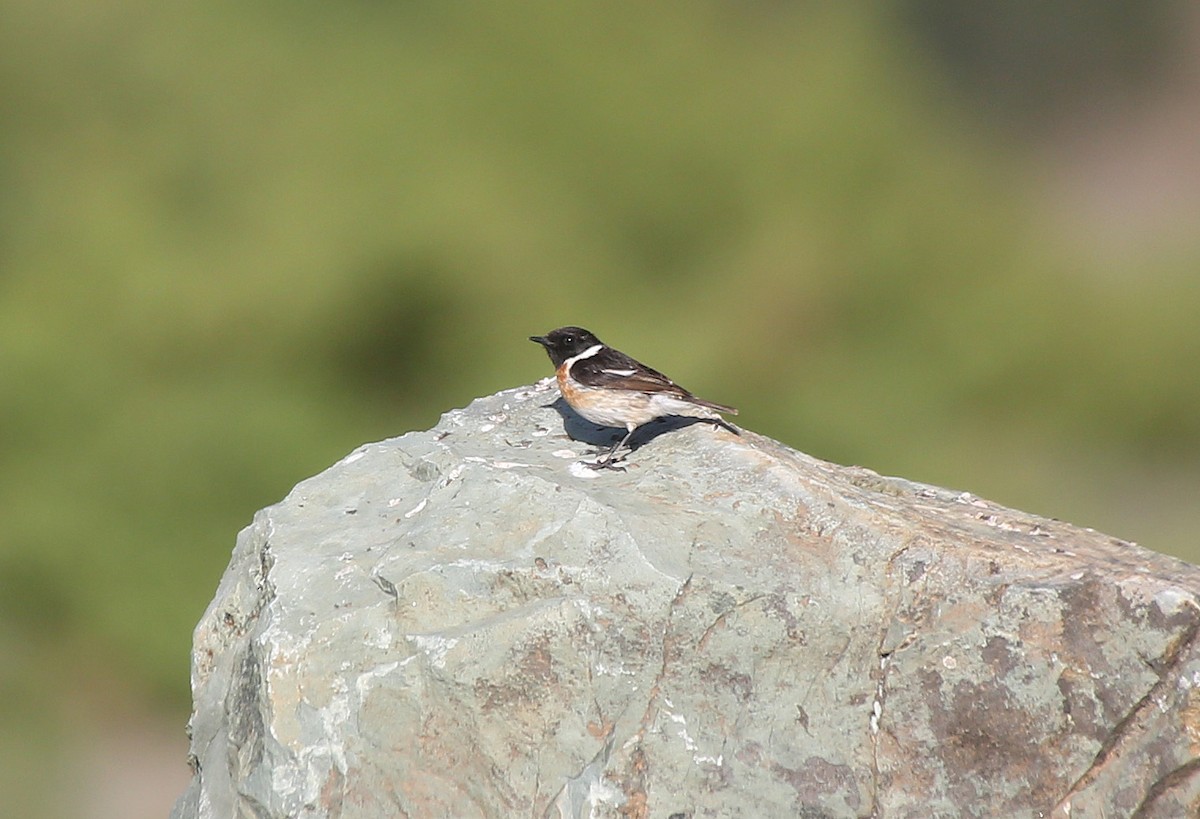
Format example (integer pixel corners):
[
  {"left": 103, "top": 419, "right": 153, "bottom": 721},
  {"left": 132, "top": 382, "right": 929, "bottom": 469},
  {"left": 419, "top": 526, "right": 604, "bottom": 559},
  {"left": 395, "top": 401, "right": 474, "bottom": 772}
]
[{"left": 529, "top": 335, "right": 548, "bottom": 346}]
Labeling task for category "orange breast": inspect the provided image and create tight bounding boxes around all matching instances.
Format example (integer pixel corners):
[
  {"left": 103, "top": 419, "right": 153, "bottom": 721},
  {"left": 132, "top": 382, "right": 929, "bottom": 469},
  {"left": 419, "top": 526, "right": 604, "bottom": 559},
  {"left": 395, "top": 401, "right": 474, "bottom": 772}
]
[{"left": 556, "top": 363, "right": 581, "bottom": 407}]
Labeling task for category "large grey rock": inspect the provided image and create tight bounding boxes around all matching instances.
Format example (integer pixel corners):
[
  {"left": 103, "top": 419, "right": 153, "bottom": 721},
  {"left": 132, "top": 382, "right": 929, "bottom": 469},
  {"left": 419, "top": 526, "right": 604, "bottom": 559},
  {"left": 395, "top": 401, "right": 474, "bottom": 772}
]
[{"left": 172, "top": 380, "right": 1200, "bottom": 818}]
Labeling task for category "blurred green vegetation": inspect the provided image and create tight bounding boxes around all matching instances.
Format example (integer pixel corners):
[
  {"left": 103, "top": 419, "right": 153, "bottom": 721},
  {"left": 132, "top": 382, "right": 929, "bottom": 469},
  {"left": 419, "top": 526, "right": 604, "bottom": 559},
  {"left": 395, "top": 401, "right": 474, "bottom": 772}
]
[{"left": 1, "top": 2, "right": 1198, "bottom": 815}]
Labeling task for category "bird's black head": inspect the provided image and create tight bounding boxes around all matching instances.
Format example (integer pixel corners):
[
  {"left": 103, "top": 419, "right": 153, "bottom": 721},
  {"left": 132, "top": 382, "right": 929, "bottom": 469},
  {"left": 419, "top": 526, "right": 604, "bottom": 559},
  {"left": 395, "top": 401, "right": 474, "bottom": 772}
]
[{"left": 529, "top": 326, "right": 602, "bottom": 367}]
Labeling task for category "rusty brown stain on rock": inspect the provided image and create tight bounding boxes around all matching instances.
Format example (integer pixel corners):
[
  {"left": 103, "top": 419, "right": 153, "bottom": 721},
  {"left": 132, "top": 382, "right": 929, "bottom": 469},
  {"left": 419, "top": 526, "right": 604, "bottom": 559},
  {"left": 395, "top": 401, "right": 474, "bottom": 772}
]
[
  {"left": 1183, "top": 688, "right": 1200, "bottom": 757},
  {"left": 615, "top": 746, "right": 649, "bottom": 819},
  {"left": 770, "top": 756, "right": 860, "bottom": 810}
]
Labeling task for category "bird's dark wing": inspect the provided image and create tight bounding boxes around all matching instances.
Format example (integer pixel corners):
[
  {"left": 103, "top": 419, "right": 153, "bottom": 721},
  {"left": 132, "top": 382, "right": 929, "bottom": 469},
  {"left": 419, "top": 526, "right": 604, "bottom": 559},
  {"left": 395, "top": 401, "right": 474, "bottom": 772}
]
[
  {"left": 572, "top": 346, "right": 739, "bottom": 415},
  {"left": 570, "top": 346, "right": 692, "bottom": 396},
  {"left": 570, "top": 346, "right": 739, "bottom": 415}
]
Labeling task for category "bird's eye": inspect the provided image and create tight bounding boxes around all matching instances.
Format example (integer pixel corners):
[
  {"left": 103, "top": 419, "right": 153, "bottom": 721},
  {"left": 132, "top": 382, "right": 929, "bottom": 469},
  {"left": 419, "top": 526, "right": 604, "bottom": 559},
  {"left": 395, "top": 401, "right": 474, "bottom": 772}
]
[{"left": 562, "top": 335, "right": 574, "bottom": 343}]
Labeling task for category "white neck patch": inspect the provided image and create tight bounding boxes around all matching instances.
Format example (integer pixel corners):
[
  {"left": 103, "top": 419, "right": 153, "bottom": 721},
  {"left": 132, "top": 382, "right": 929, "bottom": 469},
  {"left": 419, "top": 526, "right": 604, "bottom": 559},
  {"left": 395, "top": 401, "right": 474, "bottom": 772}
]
[{"left": 564, "top": 344, "right": 603, "bottom": 369}]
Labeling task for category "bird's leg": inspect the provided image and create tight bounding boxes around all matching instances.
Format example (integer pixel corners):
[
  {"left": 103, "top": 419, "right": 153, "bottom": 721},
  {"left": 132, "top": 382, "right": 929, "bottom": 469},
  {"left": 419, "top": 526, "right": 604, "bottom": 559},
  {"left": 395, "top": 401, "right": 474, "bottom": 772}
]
[{"left": 587, "top": 426, "right": 637, "bottom": 470}]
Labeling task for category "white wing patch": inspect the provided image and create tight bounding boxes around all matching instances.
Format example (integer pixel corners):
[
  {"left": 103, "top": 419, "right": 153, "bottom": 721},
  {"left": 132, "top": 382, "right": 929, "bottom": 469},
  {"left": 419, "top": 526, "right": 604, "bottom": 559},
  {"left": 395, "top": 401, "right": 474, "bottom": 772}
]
[{"left": 602, "top": 368, "right": 637, "bottom": 377}]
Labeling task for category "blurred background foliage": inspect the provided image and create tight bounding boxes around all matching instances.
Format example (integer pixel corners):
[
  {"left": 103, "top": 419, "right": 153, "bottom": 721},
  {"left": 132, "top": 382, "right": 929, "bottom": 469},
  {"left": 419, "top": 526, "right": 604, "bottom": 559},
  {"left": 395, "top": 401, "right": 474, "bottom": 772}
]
[{"left": 1, "top": 1, "right": 1198, "bottom": 816}]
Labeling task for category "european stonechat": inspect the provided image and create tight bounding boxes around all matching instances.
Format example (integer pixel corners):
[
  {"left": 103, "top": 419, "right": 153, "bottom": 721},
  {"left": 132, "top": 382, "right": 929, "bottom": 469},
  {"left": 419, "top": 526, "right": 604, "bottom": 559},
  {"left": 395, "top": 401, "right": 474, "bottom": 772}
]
[{"left": 530, "top": 326, "right": 738, "bottom": 469}]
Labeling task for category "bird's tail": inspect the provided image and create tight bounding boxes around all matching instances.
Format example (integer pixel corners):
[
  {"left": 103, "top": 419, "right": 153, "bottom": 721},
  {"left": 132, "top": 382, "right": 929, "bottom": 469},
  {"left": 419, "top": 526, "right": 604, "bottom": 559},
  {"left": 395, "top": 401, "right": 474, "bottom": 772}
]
[{"left": 689, "top": 397, "right": 738, "bottom": 416}]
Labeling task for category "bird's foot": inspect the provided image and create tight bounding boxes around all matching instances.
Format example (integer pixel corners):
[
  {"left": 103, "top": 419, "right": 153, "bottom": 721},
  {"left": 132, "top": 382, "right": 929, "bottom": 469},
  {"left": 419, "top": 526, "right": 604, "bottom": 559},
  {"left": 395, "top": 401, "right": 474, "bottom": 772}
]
[{"left": 583, "top": 452, "right": 627, "bottom": 471}]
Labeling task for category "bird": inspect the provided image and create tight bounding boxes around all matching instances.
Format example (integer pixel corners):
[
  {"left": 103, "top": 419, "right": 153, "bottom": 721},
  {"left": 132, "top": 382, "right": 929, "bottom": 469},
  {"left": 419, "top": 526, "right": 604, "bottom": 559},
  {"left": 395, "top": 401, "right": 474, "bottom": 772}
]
[{"left": 530, "top": 326, "right": 738, "bottom": 469}]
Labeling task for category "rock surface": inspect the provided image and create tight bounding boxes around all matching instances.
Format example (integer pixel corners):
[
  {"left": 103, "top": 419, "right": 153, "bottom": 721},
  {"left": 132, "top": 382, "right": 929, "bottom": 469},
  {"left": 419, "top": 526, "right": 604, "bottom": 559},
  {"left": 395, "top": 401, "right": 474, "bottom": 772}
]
[{"left": 172, "top": 380, "right": 1200, "bottom": 819}]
